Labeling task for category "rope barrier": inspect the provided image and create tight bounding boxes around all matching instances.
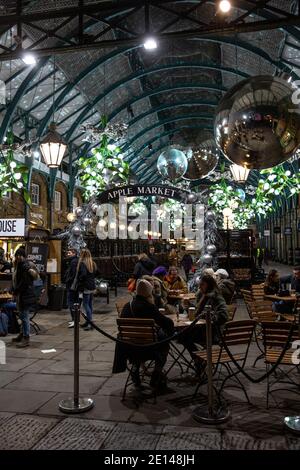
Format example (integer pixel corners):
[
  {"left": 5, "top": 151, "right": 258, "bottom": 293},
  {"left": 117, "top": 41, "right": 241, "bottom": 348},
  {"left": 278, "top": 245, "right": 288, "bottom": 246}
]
[
  {"left": 80, "top": 296, "right": 209, "bottom": 349},
  {"left": 215, "top": 322, "right": 296, "bottom": 384}
]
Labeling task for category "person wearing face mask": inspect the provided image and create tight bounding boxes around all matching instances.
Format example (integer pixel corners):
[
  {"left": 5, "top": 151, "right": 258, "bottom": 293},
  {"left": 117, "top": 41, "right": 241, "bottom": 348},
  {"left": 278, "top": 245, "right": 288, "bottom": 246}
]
[
  {"left": 113, "top": 279, "right": 174, "bottom": 391},
  {"left": 179, "top": 274, "right": 228, "bottom": 359}
]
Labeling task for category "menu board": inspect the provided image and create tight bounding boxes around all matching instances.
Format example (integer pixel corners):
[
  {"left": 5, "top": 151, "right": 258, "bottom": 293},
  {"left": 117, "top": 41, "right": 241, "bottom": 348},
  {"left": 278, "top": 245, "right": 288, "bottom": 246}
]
[{"left": 27, "top": 243, "right": 48, "bottom": 273}]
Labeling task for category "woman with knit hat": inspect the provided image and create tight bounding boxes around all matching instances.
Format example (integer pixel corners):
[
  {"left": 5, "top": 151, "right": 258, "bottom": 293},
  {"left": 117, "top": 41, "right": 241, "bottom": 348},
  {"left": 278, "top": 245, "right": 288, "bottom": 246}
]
[
  {"left": 113, "top": 278, "right": 174, "bottom": 390},
  {"left": 151, "top": 266, "right": 177, "bottom": 315}
]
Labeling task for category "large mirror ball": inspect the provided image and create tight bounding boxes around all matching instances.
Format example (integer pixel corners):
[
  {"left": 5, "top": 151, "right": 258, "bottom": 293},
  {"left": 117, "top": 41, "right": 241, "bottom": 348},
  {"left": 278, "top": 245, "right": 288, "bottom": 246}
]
[
  {"left": 157, "top": 148, "right": 188, "bottom": 180},
  {"left": 183, "top": 139, "right": 219, "bottom": 180},
  {"left": 214, "top": 75, "right": 300, "bottom": 169}
]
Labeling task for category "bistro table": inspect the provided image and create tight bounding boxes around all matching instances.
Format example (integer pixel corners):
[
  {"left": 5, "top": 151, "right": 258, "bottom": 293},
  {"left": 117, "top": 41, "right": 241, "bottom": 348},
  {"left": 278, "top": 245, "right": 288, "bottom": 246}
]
[
  {"left": 167, "top": 292, "right": 196, "bottom": 301},
  {"left": 264, "top": 294, "right": 297, "bottom": 302},
  {"left": 0, "top": 292, "right": 13, "bottom": 302}
]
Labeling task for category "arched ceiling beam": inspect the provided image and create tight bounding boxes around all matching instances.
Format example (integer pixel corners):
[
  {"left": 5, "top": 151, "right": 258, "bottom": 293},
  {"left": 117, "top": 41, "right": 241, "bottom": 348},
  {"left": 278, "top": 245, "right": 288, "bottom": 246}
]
[
  {"left": 128, "top": 125, "right": 213, "bottom": 171},
  {"left": 123, "top": 114, "right": 214, "bottom": 152},
  {"left": 0, "top": 57, "right": 49, "bottom": 141},
  {"left": 41, "top": 36, "right": 285, "bottom": 142},
  {"left": 127, "top": 100, "right": 218, "bottom": 129},
  {"left": 68, "top": 82, "right": 223, "bottom": 146}
]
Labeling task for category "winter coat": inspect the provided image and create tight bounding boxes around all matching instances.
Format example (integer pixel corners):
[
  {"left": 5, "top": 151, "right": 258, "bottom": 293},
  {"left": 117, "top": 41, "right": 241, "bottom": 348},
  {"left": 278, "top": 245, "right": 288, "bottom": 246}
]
[
  {"left": 13, "top": 260, "right": 38, "bottom": 309},
  {"left": 112, "top": 295, "right": 174, "bottom": 373},
  {"left": 64, "top": 256, "right": 79, "bottom": 289},
  {"left": 133, "top": 257, "right": 156, "bottom": 279},
  {"left": 264, "top": 280, "right": 280, "bottom": 295},
  {"left": 164, "top": 275, "right": 188, "bottom": 293},
  {"left": 180, "top": 254, "right": 193, "bottom": 272},
  {"left": 195, "top": 289, "right": 228, "bottom": 342},
  {"left": 217, "top": 279, "right": 235, "bottom": 304},
  {"left": 78, "top": 263, "right": 96, "bottom": 292}
]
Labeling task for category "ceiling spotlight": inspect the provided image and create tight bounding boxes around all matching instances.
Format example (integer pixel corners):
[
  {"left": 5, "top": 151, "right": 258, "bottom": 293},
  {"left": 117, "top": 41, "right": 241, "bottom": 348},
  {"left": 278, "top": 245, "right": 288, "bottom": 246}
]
[
  {"left": 219, "top": 0, "right": 231, "bottom": 13},
  {"left": 22, "top": 53, "right": 37, "bottom": 65},
  {"left": 143, "top": 37, "right": 158, "bottom": 50}
]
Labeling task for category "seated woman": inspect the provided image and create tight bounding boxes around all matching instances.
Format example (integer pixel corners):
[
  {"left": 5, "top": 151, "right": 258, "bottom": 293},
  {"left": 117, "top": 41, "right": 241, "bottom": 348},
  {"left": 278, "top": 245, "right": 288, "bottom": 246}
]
[
  {"left": 164, "top": 266, "right": 188, "bottom": 293},
  {"left": 215, "top": 269, "right": 236, "bottom": 304},
  {"left": 112, "top": 279, "right": 174, "bottom": 390},
  {"left": 151, "top": 266, "right": 178, "bottom": 315},
  {"left": 264, "top": 269, "right": 280, "bottom": 295},
  {"left": 179, "top": 274, "right": 228, "bottom": 358}
]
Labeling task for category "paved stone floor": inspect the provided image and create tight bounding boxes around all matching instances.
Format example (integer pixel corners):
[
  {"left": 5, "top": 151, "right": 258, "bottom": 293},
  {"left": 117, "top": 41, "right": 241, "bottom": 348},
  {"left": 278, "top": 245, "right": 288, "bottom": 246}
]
[{"left": 0, "top": 262, "right": 300, "bottom": 450}]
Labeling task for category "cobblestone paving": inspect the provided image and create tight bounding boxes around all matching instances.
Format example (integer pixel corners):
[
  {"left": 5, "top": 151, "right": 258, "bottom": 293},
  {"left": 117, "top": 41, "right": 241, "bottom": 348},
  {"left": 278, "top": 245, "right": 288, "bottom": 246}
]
[{"left": 0, "top": 265, "right": 299, "bottom": 450}]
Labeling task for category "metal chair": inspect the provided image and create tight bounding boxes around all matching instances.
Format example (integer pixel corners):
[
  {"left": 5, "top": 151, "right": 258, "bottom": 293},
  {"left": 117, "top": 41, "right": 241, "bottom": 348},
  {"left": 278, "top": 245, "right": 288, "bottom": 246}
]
[
  {"left": 261, "top": 321, "right": 300, "bottom": 408},
  {"left": 193, "top": 320, "right": 256, "bottom": 404},
  {"left": 116, "top": 317, "right": 157, "bottom": 401}
]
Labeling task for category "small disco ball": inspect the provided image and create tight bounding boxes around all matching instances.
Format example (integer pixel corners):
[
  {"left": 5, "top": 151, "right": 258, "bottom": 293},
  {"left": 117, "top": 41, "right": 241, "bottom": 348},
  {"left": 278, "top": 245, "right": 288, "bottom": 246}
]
[
  {"left": 206, "top": 210, "right": 215, "bottom": 221},
  {"left": 157, "top": 148, "right": 188, "bottom": 181},
  {"left": 214, "top": 75, "right": 300, "bottom": 169},
  {"left": 201, "top": 253, "right": 213, "bottom": 265},
  {"left": 236, "top": 188, "right": 246, "bottom": 201},
  {"left": 72, "top": 225, "right": 82, "bottom": 236},
  {"left": 75, "top": 207, "right": 83, "bottom": 217},
  {"left": 183, "top": 139, "right": 219, "bottom": 180},
  {"left": 206, "top": 244, "right": 217, "bottom": 255}
]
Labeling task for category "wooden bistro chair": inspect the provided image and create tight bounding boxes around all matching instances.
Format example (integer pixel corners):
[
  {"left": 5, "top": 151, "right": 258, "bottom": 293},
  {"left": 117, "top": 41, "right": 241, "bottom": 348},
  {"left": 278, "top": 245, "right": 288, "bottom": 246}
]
[
  {"left": 248, "top": 301, "right": 277, "bottom": 367},
  {"left": 193, "top": 320, "right": 256, "bottom": 404},
  {"left": 227, "top": 304, "right": 237, "bottom": 321},
  {"left": 116, "top": 317, "right": 157, "bottom": 401},
  {"left": 261, "top": 321, "right": 300, "bottom": 408}
]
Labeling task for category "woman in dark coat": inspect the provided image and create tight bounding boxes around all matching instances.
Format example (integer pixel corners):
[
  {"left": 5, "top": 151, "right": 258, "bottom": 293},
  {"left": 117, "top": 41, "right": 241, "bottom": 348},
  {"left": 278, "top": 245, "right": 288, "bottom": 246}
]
[
  {"left": 77, "top": 249, "right": 97, "bottom": 331},
  {"left": 113, "top": 279, "right": 174, "bottom": 390},
  {"left": 133, "top": 253, "right": 156, "bottom": 279}
]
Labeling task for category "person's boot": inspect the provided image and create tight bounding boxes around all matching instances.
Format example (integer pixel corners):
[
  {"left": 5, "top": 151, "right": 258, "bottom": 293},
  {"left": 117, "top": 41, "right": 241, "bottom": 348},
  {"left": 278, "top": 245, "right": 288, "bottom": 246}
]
[
  {"left": 150, "top": 370, "right": 167, "bottom": 391},
  {"left": 83, "top": 323, "right": 93, "bottom": 331},
  {"left": 11, "top": 333, "right": 23, "bottom": 343},
  {"left": 80, "top": 321, "right": 89, "bottom": 328},
  {"left": 16, "top": 336, "right": 30, "bottom": 348}
]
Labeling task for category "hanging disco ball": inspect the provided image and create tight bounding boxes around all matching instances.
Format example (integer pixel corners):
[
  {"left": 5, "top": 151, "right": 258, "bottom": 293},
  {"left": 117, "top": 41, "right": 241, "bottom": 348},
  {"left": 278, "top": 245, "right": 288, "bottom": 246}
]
[
  {"left": 83, "top": 216, "right": 93, "bottom": 226},
  {"left": 72, "top": 225, "right": 82, "bottom": 236},
  {"left": 215, "top": 75, "right": 300, "bottom": 169},
  {"left": 201, "top": 253, "right": 213, "bottom": 265},
  {"left": 206, "top": 244, "right": 217, "bottom": 255},
  {"left": 74, "top": 207, "right": 83, "bottom": 217},
  {"left": 236, "top": 188, "right": 246, "bottom": 202},
  {"left": 183, "top": 139, "right": 219, "bottom": 180},
  {"left": 157, "top": 148, "right": 188, "bottom": 181},
  {"left": 206, "top": 210, "right": 215, "bottom": 221},
  {"left": 91, "top": 203, "right": 98, "bottom": 214}
]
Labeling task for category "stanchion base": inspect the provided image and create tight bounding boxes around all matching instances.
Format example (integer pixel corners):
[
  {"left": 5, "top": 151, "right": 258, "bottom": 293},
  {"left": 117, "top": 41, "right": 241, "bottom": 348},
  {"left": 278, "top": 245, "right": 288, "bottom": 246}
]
[
  {"left": 193, "top": 405, "right": 230, "bottom": 425},
  {"left": 284, "top": 416, "right": 300, "bottom": 434},
  {"left": 59, "top": 397, "right": 94, "bottom": 414}
]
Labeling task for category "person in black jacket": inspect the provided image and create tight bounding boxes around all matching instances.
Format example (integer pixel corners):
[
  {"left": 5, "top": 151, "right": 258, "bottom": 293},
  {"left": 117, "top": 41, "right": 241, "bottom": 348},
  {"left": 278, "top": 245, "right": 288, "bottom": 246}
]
[
  {"left": 133, "top": 253, "right": 155, "bottom": 279},
  {"left": 64, "top": 247, "right": 79, "bottom": 328},
  {"left": 113, "top": 279, "right": 174, "bottom": 390},
  {"left": 11, "top": 248, "right": 39, "bottom": 348},
  {"left": 77, "top": 248, "right": 97, "bottom": 331}
]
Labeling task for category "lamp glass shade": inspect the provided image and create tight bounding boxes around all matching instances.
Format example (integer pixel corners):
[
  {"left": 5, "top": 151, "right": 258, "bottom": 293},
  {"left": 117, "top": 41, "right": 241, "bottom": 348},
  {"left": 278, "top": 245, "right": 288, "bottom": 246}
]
[
  {"left": 40, "top": 123, "right": 67, "bottom": 168},
  {"left": 230, "top": 164, "right": 250, "bottom": 183}
]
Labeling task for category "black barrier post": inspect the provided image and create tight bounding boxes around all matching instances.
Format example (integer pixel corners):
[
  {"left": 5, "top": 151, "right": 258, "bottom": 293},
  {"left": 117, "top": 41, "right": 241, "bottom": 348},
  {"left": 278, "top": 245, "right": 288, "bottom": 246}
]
[
  {"left": 193, "top": 305, "right": 230, "bottom": 424},
  {"left": 59, "top": 303, "right": 94, "bottom": 414}
]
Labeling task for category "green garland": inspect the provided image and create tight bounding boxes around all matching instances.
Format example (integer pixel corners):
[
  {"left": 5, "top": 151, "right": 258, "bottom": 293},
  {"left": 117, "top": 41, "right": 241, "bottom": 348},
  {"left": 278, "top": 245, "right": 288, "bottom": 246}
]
[
  {"left": 208, "top": 163, "right": 300, "bottom": 229},
  {"left": 78, "top": 134, "right": 130, "bottom": 199},
  {"left": 0, "top": 131, "right": 31, "bottom": 204}
]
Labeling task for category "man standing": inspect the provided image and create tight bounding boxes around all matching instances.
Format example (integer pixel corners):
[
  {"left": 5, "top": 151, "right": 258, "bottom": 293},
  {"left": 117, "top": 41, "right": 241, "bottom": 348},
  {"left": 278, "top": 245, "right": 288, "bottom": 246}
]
[
  {"left": 148, "top": 246, "right": 159, "bottom": 268},
  {"left": 64, "top": 248, "right": 79, "bottom": 328},
  {"left": 12, "top": 248, "right": 39, "bottom": 348}
]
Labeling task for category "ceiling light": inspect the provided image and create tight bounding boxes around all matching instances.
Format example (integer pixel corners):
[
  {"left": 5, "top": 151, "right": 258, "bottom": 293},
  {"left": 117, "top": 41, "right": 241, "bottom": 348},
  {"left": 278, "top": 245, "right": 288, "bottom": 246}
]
[
  {"left": 219, "top": 1, "right": 231, "bottom": 13},
  {"left": 230, "top": 163, "right": 250, "bottom": 183},
  {"left": 143, "top": 37, "right": 157, "bottom": 50},
  {"left": 40, "top": 122, "right": 67, "bottom": 168},
  {"left": 22, "top": 53, "right": 37, "bottom": 65}
]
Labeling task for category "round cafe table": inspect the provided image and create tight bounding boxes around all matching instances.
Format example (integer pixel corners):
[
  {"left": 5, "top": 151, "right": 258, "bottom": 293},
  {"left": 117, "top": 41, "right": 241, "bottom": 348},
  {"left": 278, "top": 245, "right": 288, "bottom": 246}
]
[{"left": 264, "top": 294, "right": 297, "bottom": 302}]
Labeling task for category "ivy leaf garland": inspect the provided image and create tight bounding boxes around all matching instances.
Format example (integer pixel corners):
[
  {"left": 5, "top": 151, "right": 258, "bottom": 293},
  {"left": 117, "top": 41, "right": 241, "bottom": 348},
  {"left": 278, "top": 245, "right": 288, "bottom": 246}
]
[
  {"left": 208, "top": 163, "right": 300, "bottom": 229},
  {"left": 78, "top": 134, "right": 130, "bottom": 199},
  {"left": 0, "top": 131, "right": 31, "bottom": 204}
]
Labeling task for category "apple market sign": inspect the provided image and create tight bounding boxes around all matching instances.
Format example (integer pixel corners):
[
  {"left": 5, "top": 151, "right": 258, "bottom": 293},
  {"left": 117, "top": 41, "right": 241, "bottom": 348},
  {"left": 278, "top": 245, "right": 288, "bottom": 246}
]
[
  {"left": 98, "top": 184, "right": 188, "bottom": 203},
  {"left": 0, "top": 218, "right": 25, "bottom": 237}
]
